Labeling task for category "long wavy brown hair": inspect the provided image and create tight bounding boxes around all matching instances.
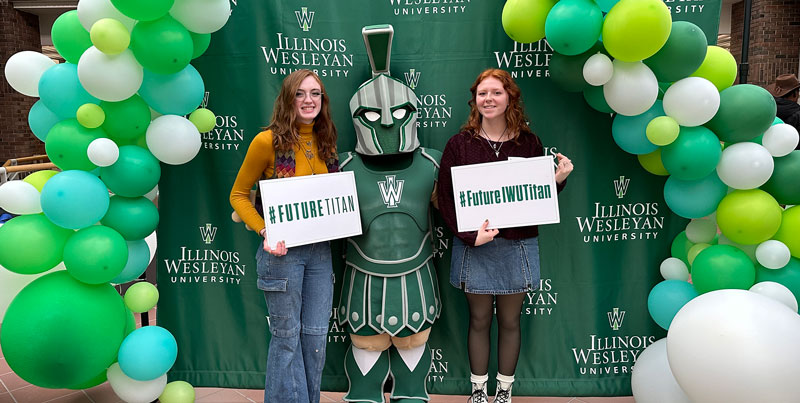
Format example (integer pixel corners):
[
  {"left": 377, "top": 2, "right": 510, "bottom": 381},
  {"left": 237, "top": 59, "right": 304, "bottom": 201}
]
[
  {"left": 266, "top": 69, "right": 337, "bottom": 160},
  {"left": 461, "top": 68, "right": 531, "bottom": 142}
]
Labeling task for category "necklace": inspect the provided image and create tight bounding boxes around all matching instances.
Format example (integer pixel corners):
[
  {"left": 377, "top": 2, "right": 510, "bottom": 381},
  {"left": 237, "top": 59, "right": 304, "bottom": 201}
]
[
  {"left": 301, "top": 139, "right": 316, "bottom": 175},
  {"left": 481, "top": 126, "right": 508, "bottom": 157}
]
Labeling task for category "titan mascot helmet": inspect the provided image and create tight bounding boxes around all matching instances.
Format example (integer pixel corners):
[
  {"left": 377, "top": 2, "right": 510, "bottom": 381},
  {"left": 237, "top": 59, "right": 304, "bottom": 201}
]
[{"left": 350, "top": 25, "right": 420, "bottom": 155}]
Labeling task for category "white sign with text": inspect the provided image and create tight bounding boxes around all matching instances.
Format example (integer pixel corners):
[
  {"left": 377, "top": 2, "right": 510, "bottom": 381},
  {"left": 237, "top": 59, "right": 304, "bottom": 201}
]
[{"left": 451, "top": 156, "right": 560, "bottom": 232}]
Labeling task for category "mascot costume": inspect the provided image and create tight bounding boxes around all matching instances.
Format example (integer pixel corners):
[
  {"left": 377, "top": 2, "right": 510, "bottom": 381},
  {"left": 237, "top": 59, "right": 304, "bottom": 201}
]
[{"left": 337, "top": 25, "right": 442, "bottom": 403}]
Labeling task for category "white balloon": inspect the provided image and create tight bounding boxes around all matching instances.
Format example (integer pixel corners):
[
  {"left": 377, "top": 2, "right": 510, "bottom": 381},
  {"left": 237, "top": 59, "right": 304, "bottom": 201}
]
[
  {"left": 87, "top": 138, "right": 120, "bottom": 167},
  {"left": 750, "top": 281, "right": 798, "bottom": 312},
  {"left": 146, "top": 115, "right": 202, "bottom": 165},
  {"left": 169, "top": 0, "right": 231, "bottom": 34},
  {"left": 107, "top": 362, "right": 167, "bottom": 403},
  {"left": 716, "top": 142, "right": 774, "bottom": 189},
  {"left": 685, "top": 218, "right": 717, "bottom": 244},
  {"left": 667, "top": 290, "right": 800, "bottom": 403},
  {"left": 582, "top": 53, "right": 613, "bottom": 86},
  {"left": 663, "top": 77, "right": 720, "bottom": 127},
  {"left": 660, "top": 257, "right": 689, "bottom": 281},
  {"left": 755, "top": 240, "right": 792, "bottom": 269},
  {"left": 77, "top": 47, "right": 143, "bottom": 102},
  {"left": 762, "top": 123, "right": 799, "bottom": 157},
  {"left": 718, "top": 234, "right": 757, "bottom": 263},
  {"left": 0, "top": 180, "right": 42, "bottom": 215},
  {"left": 4, "top": 51, "right": 56, "bottom": 97},
  {"left": 603, "top": 60, "right": 658, "bottom": 116},
  {"left": 77, "top": 0, "right": 135, "bottom": 31},
  {"left": 632, "top": 338, "right": 691, "bottom": 403}
]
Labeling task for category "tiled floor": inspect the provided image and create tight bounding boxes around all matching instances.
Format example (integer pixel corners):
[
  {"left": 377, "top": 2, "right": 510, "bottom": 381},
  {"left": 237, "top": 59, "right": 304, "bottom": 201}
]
[{"left": 0, "top": 309, "right": 635, "bottom": 403}]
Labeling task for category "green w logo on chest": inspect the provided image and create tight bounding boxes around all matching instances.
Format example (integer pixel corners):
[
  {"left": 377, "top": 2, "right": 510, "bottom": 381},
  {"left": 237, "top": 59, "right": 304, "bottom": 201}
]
[{"left": 378, "top": 175, "right": 404, "bottom": 208}]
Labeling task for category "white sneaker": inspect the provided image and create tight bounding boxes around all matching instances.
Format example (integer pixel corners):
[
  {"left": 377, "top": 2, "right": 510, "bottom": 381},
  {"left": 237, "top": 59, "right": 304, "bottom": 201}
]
[{"left": 493, "top": 387, "right": 511, "bottom": 403}]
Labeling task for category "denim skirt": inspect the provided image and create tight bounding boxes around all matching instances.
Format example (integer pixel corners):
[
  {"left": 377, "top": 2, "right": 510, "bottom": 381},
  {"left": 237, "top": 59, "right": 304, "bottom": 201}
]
[{"left": 449, "top": 236, "right": 541, "bottom": 295}]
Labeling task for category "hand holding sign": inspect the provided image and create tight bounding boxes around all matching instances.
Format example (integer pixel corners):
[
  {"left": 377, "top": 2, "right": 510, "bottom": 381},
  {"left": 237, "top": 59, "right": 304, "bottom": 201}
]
[{"left": 260, "top": 228, "right": 287, "bottom": 256}]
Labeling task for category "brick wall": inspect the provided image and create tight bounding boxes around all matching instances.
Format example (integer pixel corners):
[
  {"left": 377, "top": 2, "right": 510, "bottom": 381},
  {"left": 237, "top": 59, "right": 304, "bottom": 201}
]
[
  {"left": 0, "top": 3, "right": 45, "bottom": 166},
  {"left": 730, "top": 0, "right": 800, "bottom": 87}
]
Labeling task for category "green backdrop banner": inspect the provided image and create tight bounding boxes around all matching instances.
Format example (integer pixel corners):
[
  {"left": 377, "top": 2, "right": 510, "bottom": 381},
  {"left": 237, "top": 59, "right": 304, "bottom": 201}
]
[{"left": 157, "top": 0, "right": 721, "bottom": 396}]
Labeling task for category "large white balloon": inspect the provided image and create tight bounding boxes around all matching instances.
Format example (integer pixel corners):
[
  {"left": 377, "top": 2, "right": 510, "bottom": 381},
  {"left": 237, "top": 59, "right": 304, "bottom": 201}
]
[
  {"left": 603, "top": 60, "right": 658, "bottom": 116},
  {"left": 750, "top": 281, "right": 798, "bottom": 312},
  {"left": 77, "top": 0, "right": 135, "bottom": 31},
  {"left": 762, "top": 123, "right": 799, "bottom": 157},
  {"left": 663, "top": 77, "right": 720, "bottom": 127},
  {"left": 660, "top": 257, "right": 689, "bottom": 281},
  {"left": 667, "top": 289, "right": 800, "bottom": 403},
  {"left": 87, "top": 137, "right": 120, "bottom": 167},
  {"left": 77, "top": 47, "right": 143, "bottom": 102},
  {"left": 146, "top": 115, "right": 202, "bottom": 165},
  {"left": 169, "top": 0, "right": 231, "bottom": 34},
  {"left": 716, "top": 142, "right": 774, "bottom": 189},
  {"left": 107, "top": 362, "right": 167, "bottom": 403},
  {"left": 631, "top": 338, "right": 691, "bottom": 403},
  {"left": 4, "top": 51, "right": 56, "bottom": 97},
  {"left": 0, "top": 180, "right": 42, "bottom": 215},
  {"left": 755, "top": 240, "right": 791, "bottom": 269},
  {"left": 583, "top": 53, "right": 613, "bottom": 86}
]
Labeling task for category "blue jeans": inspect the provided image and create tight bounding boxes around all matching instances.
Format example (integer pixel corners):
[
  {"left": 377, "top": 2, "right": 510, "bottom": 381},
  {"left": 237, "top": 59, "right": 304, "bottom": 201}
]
[{"left": 256, "top": 241, "right": 334, "bottom": 403}]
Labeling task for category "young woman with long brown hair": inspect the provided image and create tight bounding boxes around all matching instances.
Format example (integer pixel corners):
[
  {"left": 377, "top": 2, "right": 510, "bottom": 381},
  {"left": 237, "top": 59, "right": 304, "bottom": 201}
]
[
  {"left": 230, "top": 69, "right": 338, "bottom": 403},
  {"left": 438, "top": 68, "right": 574, "bottom": 403}
]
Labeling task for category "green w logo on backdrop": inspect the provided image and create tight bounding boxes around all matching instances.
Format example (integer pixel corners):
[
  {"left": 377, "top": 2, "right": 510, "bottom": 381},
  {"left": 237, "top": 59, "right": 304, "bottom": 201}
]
[
  {"left": 378, "top": 175, "right": 404, "bottom": 208},
  {"left": 295, "top": 7, "right": 314, "bottom": 31},
  {"left": 199, "top": 224, "right": 218, "bottom": 244},
  {"left": 404, "top": 69, "right": 421, "bottom": 89},
  {"left": 613, "top": 176, "right": 630, "bottom": 199},
  {"left": 607, "top": 308, "right": 626, "bottom": 331}
]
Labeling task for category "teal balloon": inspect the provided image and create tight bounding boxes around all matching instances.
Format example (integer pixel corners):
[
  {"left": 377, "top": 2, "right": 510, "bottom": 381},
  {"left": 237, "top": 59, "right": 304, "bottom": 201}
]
[
  {"left": 190, "top": 32, "right": 211, "bottom": 59},
  {"left": 583, "top": 85, "right": 613, "bottom": 113},
  {"left": 705, "top": 84, "right": 777, "bottom": 143},
  {"left": 648, "top": 280, "right": 699, "bottom": 330},
  {"left": 28, "top": 100, "right": 61, "bottom": 142},
  {"left": 0, "top": 214, "right": 73, "bottom": 275},
  {"left": 661, "top": 125, "right": 721, "bottom": 180},
  {"left": 664, "top": 171, "right": 728, "bottom": 219},
  {"left": 38, "top": 63, "right": 100, "bottom": 119},
  {"left": 101, "top": 95, "right": 152, "bottom": 143},
  {"left": 139, "top": 64, "right": 205, "bottom": 115},
  {"left": 118, "top": 326, "right": 177, "bottom": 381},
  {"left": 756, "top": 257, "right": 800, "bottom": 313},
  {"left": 41, "top": 170, "right": 110, "bottom": 230},
  {"left": 691, "top": 244, "right": 756, "bottom": 293},
  {"left": 671, "top": 231, "right": 695, "bottom": 267},
  {"left": 643, "top": 21, "right": 708, "bottom": 83},
  {"left": 64, "top": 226, "right": 128, "bottom": 285},
  {"left": 549, "top": 41, "right": 606, "bottom": 93},
  {"left": 101, "top": 196, "right": 160, "bottom": 240},
  {"left": 595, "top": 0, "right": 619, "bottom": 12},
  {"left": 100, "top": 146, "right": 161, "bottom": 197},
  {"left": 760, "top": 150, "right": 800, "bottom": 205},
  {"left": 611, "top": 100, "right": 663, "bottom": 154},
  {"left": 544, "top": 0, "right": 603, "bottom": 56},
  {"left": 45, "top": 119, "right": 105, "bottom": 171},
  {"left": 112, "top": 240, "right": 151, "bottom": 284}
]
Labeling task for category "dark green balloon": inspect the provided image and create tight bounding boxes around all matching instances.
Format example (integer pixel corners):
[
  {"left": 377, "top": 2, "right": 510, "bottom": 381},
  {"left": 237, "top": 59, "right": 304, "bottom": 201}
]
[
  {"left": 657, "top": 81, "right": 672, "bottom": 100},
  {"left": 761, "top": 150, "right": 800, "bottom": 205},
  {"left": 671, "top": 231, "right": 695, "bottom": 268},
  {"left": 549, "top": 42, "right": 606, "bottom": 93},
  {"left": 583, "top": 85, "right": 613, "bottom": 113},
  {"left": 51, "top": 10, "right": 92, "bottom": 64},
  {"left": 101, "top": 196, "right": 160, "bottom": 240},
  {"left": 64, "top": 225, "right": 128, "bottom": 285},
  {"left": 110, "top": 0, "right": 173, "bottom": 21},
  {"left": 643, "top": 21, "right": 708, "bottom": 83},
  {"left": 190, "top": 32, "right": 212, "bottom": 59},
  {"left": 0, "top": 214, "right": 73, "bottom": 274},
  {"left": 130, "top": 15, "right": 193, "bottom": 74},
  {"left": 45, "top": 119, "right": 106, "bottom": 171},
  {"left": 691, "top": 244, "right": 756, "bottom": 294},
  {"left": 0, "top": 271, "right": 127, "bottom": 389},
  {"left": 705, "top": 84, "right": 777, "bottom": 143},
  {"left": 661, "top": 125, "right": 721, "bottom": 180},
  {"left": 101, "top": 95, "right": 152, "bottom": 142},
  {"left": 756, "top": 257, "right": 800, "bottom": 313},
  {"left": 100, "top": 146, "right": 161, "bottom": 197}
]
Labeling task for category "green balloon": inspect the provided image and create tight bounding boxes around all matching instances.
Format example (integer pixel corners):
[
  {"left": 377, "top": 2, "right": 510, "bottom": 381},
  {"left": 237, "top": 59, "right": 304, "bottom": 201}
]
[
  {"left": 130, "top": 15, "right": 193, "bottom": 75},
  {"left": 550, "top": 42, "right": 606, "bottom": 93},
  {"left": 501, "top": 0, "right": 557, "bottom": 44},
  {"left": 661, "top": 125, "right": 721, "bottom": 180},
  {"left": 124, "top": 281, "right": 159, "bottom": 313},
  {"left": 99, "top": 146, "right": 161, "bottom": 197},
  {"left": 773, "top": 206, "right": 800, "bottom": 258},
  {"left": 68, "top": 369, "right": 108, "bottom": 390},
  {"left": 671, "top": 231, "right": 695, "bottom": 267},
  {"left": 583, "top": 84, "right": 613, "bottom": 113},
  {"left": 101, "top": 196, "right": 160, "bottom": 240},
  {"left": 761, "top": 151, "right": 800, "bottom": 205},
  {"left": 544, "top": 0, "right": 603, "bottom": 56},
  {"left": 687, "top": 243, "right": 712, "bottom": 266},
  {"left": 0, "top": 215, "right": 73, "bottom": 274},
  {"left": 716, "top": 189, "right": 783, "bottom": 245},
  {"left": 190, "top": 32, "right": 211, "bottom": 59},
  {"left": 124, "top": 307, "right": 137, "bottom": 337},
  {"left": 601, "top": 0, "right": 672, "bottom": 62},
  {"left": 101, "top": 95, "right": 152, "bottom": 142},
  {"left": 657, "top": 81, "right": 672, "bottom": 100},
  {"left": 110, "top": 0, "right": 174, "bottom": 21},
  {"left": 691, "top": 244, "right": 756, "bottom": 293},
  {"left": 160, "top": 380, "right": 196, "bottom": 403},
  {"left": 64, "top": 226, "right": 128, "bottom": 285},
  {"left": 705, "top": 84, "right": 777, "bottom": 143},
  {"left": 0, "top": 271, "right": 127, "bottom": 388},
  {"left": 643, "top": 21, "right": 708, "bottom": 83},
  {"left": 45, "top": 119, "right": 106, "bottom": 171},
  {"left": 756, "top": 257, "right": 800, "bottom": 313},
  {"left": 51, "top": 10, "right": 92, "bottom": 64}
]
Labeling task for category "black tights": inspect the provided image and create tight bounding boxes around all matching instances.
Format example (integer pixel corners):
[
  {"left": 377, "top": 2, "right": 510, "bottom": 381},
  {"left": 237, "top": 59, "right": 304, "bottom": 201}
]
[{"left": 465, "top": 292, "right": 526, "bottom": 377}]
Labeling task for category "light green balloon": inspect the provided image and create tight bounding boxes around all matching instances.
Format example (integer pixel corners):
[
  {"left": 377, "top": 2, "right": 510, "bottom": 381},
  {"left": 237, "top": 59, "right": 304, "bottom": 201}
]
[
  {"left": 690, "top": 46, "right": 738, "bottom": 92},
  {"left": 646, "top": 116, "right": 680, "bottom": 146},
  {"left": 90, "top": 18, "right": 130, "bottom": 55},
  {"left": 23, "top": 170, "right": 59, "bottom": 192},
  {"left": 601, "top": 0, "right": 672, "bottom": 62},
  {"left": 123, "top": 281, "right": 159, "bottom": 313},
  {"left": 159, "top": 380, "right": 196, "bottom": 403},
  {"left": 687, "top": 243, "right": 711, "bottom": 266},
  {"left": 637, "top": 149, "right": 669, "bottom": 176},
  {"left": 189, "top": 108, "right": 216, "bottom": 133},
  {"left": 773, "top": 206, "right": 800, "bottom": 259},
  {"left": 716, "top": 189, "right": 783, "bottom": 245},
  {"left": 501, "top": 0, "right": 557, "bottom": 44},
  {"left": 76, "top": 103, "right": 105, "bottom": 129}
]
